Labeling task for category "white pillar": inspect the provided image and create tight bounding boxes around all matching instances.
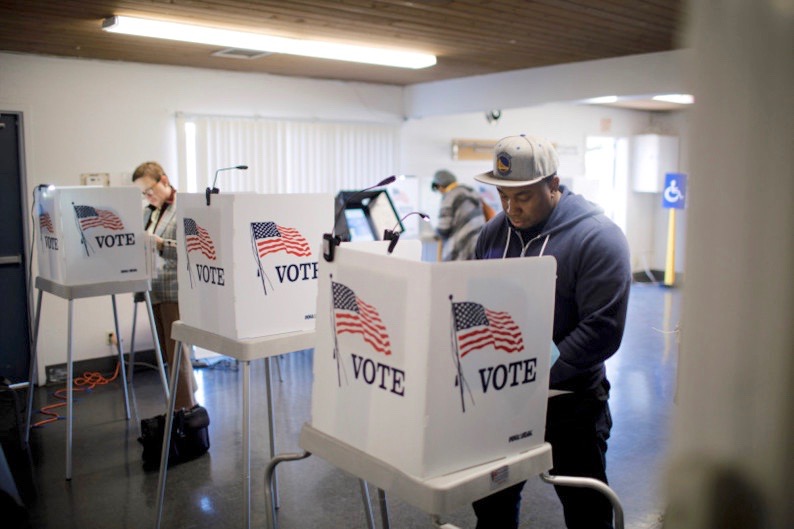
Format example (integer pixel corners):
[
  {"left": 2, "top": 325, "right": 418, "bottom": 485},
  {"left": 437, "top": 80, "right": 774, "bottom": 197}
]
[{"left": 665, "top": 1, "right": 794, "bottom": 529}]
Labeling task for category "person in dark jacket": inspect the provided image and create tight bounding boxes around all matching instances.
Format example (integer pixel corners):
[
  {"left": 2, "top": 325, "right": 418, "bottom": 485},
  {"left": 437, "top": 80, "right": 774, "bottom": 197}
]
[{"left": 471, "top": 135, "right": 631, "bottom": 529}]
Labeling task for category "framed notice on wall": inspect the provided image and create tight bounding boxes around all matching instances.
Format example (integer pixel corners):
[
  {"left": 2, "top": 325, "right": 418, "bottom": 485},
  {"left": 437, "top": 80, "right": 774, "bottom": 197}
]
[{"left": 451, "top": 138, "right": 497, "bottom": 161}]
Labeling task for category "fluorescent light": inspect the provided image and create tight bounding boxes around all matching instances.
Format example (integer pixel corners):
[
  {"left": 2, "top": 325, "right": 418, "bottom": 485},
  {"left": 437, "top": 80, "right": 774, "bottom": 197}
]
[
  {"left": 583, "top": 95, "right": 619, "bottom": 104},
  {"left": 102, "top": 15, "right": 436, "bottom": 69},
  {"left": 652, "top": 94, "right": 695, "bottom": 104}
]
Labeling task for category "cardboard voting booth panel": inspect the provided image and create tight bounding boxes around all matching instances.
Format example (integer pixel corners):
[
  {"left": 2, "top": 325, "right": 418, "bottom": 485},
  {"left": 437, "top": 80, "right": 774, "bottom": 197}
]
[
  {"left": 310, "top": 242, "right": 556, "bottom": 479},
  {"left": 34, "top": 186, "right": 148, "bottom": 285},
  {"left": 176, "top": 192, "right": 333, "bottom": 340}
]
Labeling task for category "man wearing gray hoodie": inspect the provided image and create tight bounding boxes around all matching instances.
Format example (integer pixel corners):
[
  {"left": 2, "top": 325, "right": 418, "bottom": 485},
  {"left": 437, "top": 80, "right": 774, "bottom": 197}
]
[
  {"left": 432, "top": 169, "right": 486, "bottom": 261},
  {"left": 472, "top": 135, "right": 631, "bottom": 529}
]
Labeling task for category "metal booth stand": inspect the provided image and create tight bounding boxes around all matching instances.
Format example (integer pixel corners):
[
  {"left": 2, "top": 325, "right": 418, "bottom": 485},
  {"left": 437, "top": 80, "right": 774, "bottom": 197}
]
[
  {"left": 265, "top": 423, "right": 624, "bottom": 529},
  {"left": 24, "top": 276, "right": 170, "bottom": 480},
  {"left": 153, "top": 321, "right": 315, "bottom": 529}
]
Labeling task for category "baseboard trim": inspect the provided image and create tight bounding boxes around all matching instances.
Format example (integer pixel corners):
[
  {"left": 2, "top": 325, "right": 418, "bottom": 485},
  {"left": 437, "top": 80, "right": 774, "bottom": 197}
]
[
  {"left": 632, "top": 269, "right": 684, "bottom": 287},
  {"left": 44, "top": 349, "right": 157, "bottom": 386}
]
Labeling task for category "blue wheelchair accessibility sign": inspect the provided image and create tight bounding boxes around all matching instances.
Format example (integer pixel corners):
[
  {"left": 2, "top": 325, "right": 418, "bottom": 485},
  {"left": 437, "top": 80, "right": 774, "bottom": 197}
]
[{"left": 662, "top": 173, "right": 687, "bottom": 209}]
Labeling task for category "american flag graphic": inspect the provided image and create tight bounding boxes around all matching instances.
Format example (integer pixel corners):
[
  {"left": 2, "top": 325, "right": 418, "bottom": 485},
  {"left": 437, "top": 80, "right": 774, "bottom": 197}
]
[
  {"left": 73, "top": 205, "right": 124, "bottom": 231},
  {"left": 332, "top": 281, "right": 391, "bottom": 355},
  {"left": 184, "top": 218, "right": 216, "bottom": 260},
  {"left": 39, "top": 212, "right": 54, "bottom": 233},
  {"left": 452, "top": 301, "right": 524, "bottom": 357},
  {"left": 251, "top": 222, "right": 311, "bottom": 258}
]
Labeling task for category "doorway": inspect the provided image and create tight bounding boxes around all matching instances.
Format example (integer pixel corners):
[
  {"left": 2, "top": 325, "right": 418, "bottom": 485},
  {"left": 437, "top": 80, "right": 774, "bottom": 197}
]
[
  {"left": 0, "top": 112, "right": 32, "bottom": 383},
  {"left": 584, "top": 136, "right": 629, "bottom": 234}
]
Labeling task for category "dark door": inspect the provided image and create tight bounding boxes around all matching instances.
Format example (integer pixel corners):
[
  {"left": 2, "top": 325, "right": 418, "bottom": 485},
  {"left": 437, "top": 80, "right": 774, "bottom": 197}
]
[{"left": 0, "top": 112, "right": 31, "bottom": 383}]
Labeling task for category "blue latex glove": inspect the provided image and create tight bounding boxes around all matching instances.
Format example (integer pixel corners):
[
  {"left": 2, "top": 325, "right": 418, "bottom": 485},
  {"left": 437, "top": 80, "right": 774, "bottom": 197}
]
[{"left": 551, "top": 341, "right": 560, "bottom": 366}]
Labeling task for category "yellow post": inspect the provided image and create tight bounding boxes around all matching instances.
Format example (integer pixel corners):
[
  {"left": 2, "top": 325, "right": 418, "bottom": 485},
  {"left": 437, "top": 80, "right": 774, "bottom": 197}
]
[{"left": 664, "top": 208, "right": 676, "bottom": 287}]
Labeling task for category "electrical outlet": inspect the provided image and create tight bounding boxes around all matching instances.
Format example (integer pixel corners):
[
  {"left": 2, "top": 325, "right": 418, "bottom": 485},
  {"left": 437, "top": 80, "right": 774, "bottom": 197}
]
[
  {"left": 46, "top": 366, "right": 67, "bottom": 384},
  {"left": 107, "top": 331, "right": 117, "bottom": 345}
]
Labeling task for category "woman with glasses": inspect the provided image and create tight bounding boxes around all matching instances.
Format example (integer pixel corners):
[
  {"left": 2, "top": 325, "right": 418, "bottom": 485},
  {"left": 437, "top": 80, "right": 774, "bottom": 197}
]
[{"left": 131, "top": 162, "right": 197, "bottom": 413}]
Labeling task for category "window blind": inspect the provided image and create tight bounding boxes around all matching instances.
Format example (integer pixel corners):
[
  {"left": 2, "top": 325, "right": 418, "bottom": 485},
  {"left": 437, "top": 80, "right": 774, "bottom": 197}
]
[{"left": 177, "top": 114, "right": 401, "bottom": 195}]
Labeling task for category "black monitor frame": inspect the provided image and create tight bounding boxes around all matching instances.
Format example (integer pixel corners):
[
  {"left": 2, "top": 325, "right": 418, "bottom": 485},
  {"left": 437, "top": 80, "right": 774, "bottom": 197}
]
[{"left": 333, "top": 189, "right": 402, "bottom": 242}]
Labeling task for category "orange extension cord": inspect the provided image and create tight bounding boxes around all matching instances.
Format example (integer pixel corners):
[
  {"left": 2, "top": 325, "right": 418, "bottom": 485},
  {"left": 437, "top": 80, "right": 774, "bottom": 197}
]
[{"left": 32, "top": 361, "right": 123, "bottom": 428}]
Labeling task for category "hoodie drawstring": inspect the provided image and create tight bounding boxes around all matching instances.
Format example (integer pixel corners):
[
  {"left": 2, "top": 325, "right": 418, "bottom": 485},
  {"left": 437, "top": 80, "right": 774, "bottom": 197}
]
[
  {"left": 503, "top": 227, "right": 551, "bottom": 258},
  {"left": 538, "top": 234, "right": 550, "bottom": 256}
]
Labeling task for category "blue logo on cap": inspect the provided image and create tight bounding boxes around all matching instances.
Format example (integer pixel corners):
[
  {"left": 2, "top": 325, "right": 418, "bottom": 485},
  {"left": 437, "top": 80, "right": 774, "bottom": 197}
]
[{"left": 496, "top": 152, "right": 511, "bottom": 176}]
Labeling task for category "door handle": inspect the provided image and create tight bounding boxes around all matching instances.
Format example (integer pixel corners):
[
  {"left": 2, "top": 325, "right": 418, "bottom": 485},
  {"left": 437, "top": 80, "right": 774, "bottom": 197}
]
[{"left": 0, "top": 254, "right": 22, "bottom": 265}]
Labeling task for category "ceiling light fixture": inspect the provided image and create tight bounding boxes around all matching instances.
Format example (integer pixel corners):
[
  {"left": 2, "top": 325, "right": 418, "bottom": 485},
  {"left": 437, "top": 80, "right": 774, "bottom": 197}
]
[
  {"left": 583, "top": 95, "right": 619, "bottom": 105},
  {"left": 652, "top": 94, "right": 695, "bottom": 104},
  {"left": 102, "top": 15, "right": 436, "bottom": 69}
]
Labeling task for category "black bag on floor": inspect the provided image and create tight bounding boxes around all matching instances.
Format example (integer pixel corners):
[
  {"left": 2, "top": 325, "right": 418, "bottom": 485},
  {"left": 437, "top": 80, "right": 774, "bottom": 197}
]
[{"left": 138, "top": 405, "right": 210, "bottom": 469}]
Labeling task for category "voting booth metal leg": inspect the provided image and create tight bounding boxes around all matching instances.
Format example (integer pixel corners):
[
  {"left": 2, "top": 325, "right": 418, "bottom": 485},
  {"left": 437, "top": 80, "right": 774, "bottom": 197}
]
[
  {"left": 243, "top": 359, "right": 252, "bottom": 529},
  {"left": 154, "top": 341, "right": 182, "bottom": 529},
  {"left": 143, "top": 291, "right": 170, "bottom": 402},
  {"left": 110, "top": 295, "right": 131, "bottom": 419},
  {"left": 264, "top": 451, "right": 311, "bottom": 529},
  {"left": 377, "top": 488, "right": 390, "bottom": 529},
  {"left": 540, "top": 472, "right": 625, "bottom": 529},
  {"left": 344, "top": 469, "right": 621, "bottom": 528},
  {"left": 263, "top": 453, "right": 378, "bottom": 529},
  {"left": 430, "top": 515, "right": 461, "bottom": 529},
  {"left": 359, "top": 479, "right": 378, "bottom": 529},
  {"left": 24, "top": 289, "right": 44, "bottom": 446},
  {"left": 265, "top": 357, "right": 280, "bottom": 509},
  {"left": 127, "top": 301, "right": 138, "bottom": 384},
  {"left": 65, "top": 300, "right": 75, "bottom": 480}
]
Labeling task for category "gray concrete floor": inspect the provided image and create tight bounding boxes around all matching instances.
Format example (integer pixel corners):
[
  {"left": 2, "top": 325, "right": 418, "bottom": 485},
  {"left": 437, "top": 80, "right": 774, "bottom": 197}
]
[{"left": 17, "top": 283, "right": 677, "bottom": 528}]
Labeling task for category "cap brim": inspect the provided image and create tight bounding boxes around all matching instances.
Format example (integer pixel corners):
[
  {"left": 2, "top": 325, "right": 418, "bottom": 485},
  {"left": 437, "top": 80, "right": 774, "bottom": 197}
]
[{"left": 473, "top": 171, "right": 547, "bottom": 187}]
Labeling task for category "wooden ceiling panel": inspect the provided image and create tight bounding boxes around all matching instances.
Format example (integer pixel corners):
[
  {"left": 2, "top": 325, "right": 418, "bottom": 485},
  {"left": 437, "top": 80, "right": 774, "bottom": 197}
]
[{"left": 0, "top": 0, "right": 685, "bottom": 86}]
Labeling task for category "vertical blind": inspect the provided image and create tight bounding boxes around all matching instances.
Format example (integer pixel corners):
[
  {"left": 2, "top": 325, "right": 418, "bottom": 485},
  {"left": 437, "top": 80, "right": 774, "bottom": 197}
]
[{"left": 177, "top": 114, "right": 401, "bottom": 195}]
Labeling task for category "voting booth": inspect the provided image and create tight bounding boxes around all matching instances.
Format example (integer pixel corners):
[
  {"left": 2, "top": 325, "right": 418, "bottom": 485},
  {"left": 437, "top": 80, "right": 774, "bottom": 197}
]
[
  {"left": 310, "top": 241, "right": 556, "bottom": 479},
  {"left": 29, "top": 185, "right": 171, "bottom": 481},
  {"left": 34, "top": 185, "right": 149, "bottom": 285},
  {"left": 176, "top": 192, "right": 333, "bottom": 340}
]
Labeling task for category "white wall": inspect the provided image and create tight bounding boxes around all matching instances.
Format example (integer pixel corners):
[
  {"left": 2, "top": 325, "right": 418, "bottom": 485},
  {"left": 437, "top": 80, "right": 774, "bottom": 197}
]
[{"left": 1, "top": 50, "right": 691, "bottom": 379}]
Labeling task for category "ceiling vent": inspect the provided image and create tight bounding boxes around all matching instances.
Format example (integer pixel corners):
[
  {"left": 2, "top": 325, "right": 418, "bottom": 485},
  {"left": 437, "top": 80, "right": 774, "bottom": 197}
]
[{"left": 211, "top": 48, "right": 272, "bottom": 59}]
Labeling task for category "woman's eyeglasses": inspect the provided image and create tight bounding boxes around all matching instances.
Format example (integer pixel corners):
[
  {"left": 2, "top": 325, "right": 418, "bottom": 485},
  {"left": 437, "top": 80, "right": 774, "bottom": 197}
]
[{"left": 141, "top": 180, "right": 160, "bottom": 197}]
